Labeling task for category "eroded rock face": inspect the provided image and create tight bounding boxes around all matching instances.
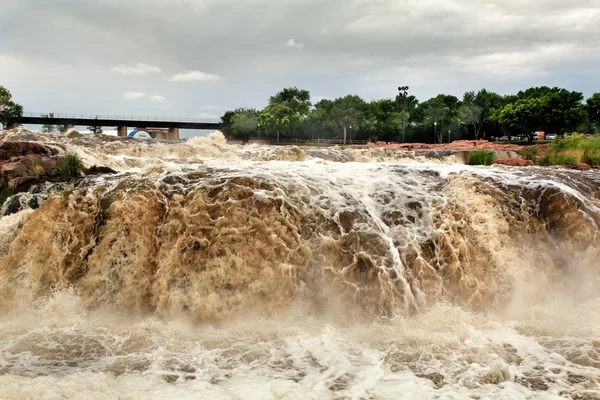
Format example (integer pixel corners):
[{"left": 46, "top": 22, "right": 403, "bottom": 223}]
[
  {"left": 564, "top": 164, "right": 592, "bottom": 171},
  {"left": 492, "top": 158, "right": 533, "bottom": 167},
  {"left": 0, "top": 142, "right": 57, "bottom": 160},
  {"left": 0, "top": 142, "right": 63, "bottom": 192}
]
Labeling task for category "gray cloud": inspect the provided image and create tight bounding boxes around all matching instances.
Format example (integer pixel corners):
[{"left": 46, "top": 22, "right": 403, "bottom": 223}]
[{"left": 2, "top": 0, "right": 599, "bottom": 122}]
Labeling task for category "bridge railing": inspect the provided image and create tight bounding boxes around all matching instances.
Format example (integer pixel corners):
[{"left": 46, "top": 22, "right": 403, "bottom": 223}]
[{"left": 22, "top": 112, "right": 221, "bottom": 124}]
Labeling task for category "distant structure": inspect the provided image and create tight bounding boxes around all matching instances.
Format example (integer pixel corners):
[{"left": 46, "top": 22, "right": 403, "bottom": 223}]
[{"left": 18, "top": 113, "right": 221, "bottom": 141}]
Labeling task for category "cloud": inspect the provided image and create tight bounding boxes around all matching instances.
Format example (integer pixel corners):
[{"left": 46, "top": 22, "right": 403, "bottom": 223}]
[
  {"left": 169, "top": 70, "right": 223, "bottom": 82},
  {"left": 286, "top": 39, "right": 304, "bottom": 48},
  {"left": 4, "top": 0, "right": 600, "bottom": 121},
  {"left": 112, "top": 63, "right": 162, "bottom": 75},
  {"left": 149, "top": 95, "right": 167, "bottom": 102},
  {"left": 123, "top": 91, "right": 147, "bottom": 100}
]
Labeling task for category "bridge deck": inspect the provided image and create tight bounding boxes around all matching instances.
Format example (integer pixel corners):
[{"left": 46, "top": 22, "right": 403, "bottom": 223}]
[{"left": 19, "top": 113, "right": 221, "bottom": 130}]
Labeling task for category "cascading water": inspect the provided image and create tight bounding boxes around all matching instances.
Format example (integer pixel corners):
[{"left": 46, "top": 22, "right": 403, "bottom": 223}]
[{"left": 0, "top": 131, "right": 599, "bottom": 399}]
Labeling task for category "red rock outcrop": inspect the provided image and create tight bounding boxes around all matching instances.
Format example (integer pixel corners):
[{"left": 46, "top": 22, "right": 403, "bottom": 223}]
[{"left": 492, "top": 158, "right": 533, "bottom": 167}]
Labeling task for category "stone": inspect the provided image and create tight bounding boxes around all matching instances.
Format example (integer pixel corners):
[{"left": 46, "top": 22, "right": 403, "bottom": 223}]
[
  {"left": 0, "top": 142, "right": 57, "bottom": 160},
  {"left": 564, "top": 163, "right": 592, "bottom": 171},
  {"left": 492, "top": 158, "right": 533, "bottom": 167},
  {"left": 66, "top": 129, "right": 82, "bottom": 138},
  {"left": 2, "top": 163, "right": 28, "bottom": 176}
]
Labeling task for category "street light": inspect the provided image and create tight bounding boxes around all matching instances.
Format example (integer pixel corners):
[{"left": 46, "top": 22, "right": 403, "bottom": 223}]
[
  {"left": 398, "top": 86, "right": 410, "bottom": 143},
  {"left": 434, "top": 121, "right": 437, "bottom": 144}
]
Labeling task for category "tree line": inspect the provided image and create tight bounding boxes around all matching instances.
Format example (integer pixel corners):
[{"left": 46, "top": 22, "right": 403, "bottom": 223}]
[{"left": 221, "top": 87, "right": 600, "bottom": 144}]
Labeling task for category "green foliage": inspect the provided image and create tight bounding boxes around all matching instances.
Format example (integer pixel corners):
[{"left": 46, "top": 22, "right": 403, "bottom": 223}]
[
  {"left": 57, "top": 153, "right": 84, "bottom": 177},
  {"left": 0, "top": 85, "right": 23, "bottom": 126},
  {"left": 0, "top": 189, "right": 13, "bottom": 207},
  {"left": 536, "top": 133, "right": 600, "bottom": 166},
  {"left": 467, "top": 150, "right": 495, "bottom": 166},
  {"left": 220, "top": 85, "right": 597, "bottom": 145},
  {"left": 42, "top": 112, "right": 58, "bottom": 133},
  {"left": 329, "top": 95, "right": 367, "bottom": 144},
  {"left": 269, "top": 87, "right": 311, "bottom": 117},
  {"left": 520, "top": 145, "right": 539, "bottom": 162},
  {"left": 258, "top": 103, "right": 300, "bottom": 142},
  {"left": 231, "top": 109, "right": 258, "bottom": 141},
  {"left": 587, "top": 93, "right": 600, "bottom": 126},
  {"left": 496, "top": 87, "right": 586, "bottom": 141}
]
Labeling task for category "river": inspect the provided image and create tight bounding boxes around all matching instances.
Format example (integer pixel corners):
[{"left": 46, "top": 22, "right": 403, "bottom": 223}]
[{"left": 0, "top": 132, "right": 598, "bottom": 399}]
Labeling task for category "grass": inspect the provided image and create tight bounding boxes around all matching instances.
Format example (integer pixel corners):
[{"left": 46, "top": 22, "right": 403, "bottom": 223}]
[
  {"left": 467, "top": 150, "right": 495, "bottom": 166},
  {"left": 57, "top": 153, "right": 84, "bottom": 177},
  {"left": 528, "top": 133, "right": 600, "bottom": 167}
]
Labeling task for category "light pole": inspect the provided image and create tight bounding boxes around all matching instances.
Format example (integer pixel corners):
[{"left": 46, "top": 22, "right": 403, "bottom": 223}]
[
  {"left": 398, "top": 86, "right": 409, "bottom": 143},
  {"left": 349, "top": 125, "right": 352, "bottom": 144},
  {"left": 448, "top": 129, "right": 451, "bottom": 144},
  {"left": 434, "top": 121, "right": 437, "bottom": 144}
]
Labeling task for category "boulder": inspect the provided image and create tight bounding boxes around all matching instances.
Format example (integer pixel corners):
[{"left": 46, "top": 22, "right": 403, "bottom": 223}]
[
  {"left": 65, "top": 129, "right": 82, "bottom": 138},
  {"left": 564, "top": 163, "right": 592, "bottom": 171},
  {"left": 492, "top": 158, "right": 533, "bottom": 167},
  {"left": 0, "top": 142, "right": 57, "bottom": 160}
]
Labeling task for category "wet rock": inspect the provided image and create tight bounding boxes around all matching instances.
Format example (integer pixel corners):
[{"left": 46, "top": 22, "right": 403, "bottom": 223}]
[
  {"left": 416, "top": 372, "right": 446, "bottom": 388},
  {"left": 0, "top": 141, "right": 57, "bottom": 160},
  {"left": 571, "top": 391, "right": 600, "bottom": 400},
  {"left": 564, "top": 163, "right": 592, "bottom": 171},
  {"left": 492, "top": 158, "right": 533, "bottom": 167},
  {"left": 65, "top": 129, "right": 82, "bottom": 138},
  {"left": 85, "top": 165, "right": 118, "bottom": 175},
  {"left": 517, "top": 376, "right": 549, "bottom": 391}
]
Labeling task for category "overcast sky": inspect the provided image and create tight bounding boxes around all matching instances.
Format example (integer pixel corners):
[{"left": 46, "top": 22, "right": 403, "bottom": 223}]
[{"left": 1, "top": 0, "right": 599, "bottom": 122}]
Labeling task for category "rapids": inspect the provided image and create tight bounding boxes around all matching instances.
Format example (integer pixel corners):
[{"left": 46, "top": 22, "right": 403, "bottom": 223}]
[{"left": 0, "top": 130, "right": 599, "bottom": 399}]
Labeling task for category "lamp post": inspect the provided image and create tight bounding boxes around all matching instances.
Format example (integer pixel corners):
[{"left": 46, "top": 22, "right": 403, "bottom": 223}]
[
  {"left": 448, "top": 129, "right": 451, "bottom": 144},
  {"left": 398, "top": 86, "right": 409, "bottom": 143},
  {"left": 434, "top": 121, "right": 437, "bottom": 144},
  {"left": 349, "top": 125, "right": 352, "bottom": 144}
]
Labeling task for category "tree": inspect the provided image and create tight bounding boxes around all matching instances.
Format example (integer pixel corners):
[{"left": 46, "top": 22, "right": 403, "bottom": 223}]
[
  {"left": 387, "top": 111, "right": 410, "bottom": 143},
  {"left": 458, "top": 103, "right": 482, "bottom": 138},
  {"left": 258, "top": 103, "right": 299, "bottom": 143},
  {"left": 231, "top": 109, "right": 258, "bottom": 142},
  {"left": 496, "top": 87, "right": 586, "bottom": 141},
  {"left": 586, "top": 93, "right": 600, "bottom": 127},
  {"left": 329, "top": 95, "right": 366, "bottom": 144},
  {"left": 496, "top": 98, "right": 545, "bottom": 140},
  {"left": 269, "top": 87, "right": 312, "bottom": 117},
  {"left": 87, "top": 117, "right": 103, "bottom": 134},
  {"left": 42, "top": 112, "right": 57, "bottom": 133},
  {"left": 0, "top": 85, "right": 23, "bottom": 128},
  {"left": 422, "top": 98, "right": 450, "bottom": 144}
]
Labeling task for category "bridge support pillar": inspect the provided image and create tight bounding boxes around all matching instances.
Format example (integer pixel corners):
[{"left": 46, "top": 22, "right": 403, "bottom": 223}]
[
  {"left": 63, "top": 124, "right": 74, "bottom": 133},
  {"left": 167, "top": 127, "right": 179, "bottom": 141},
  {"left": 117, "top": 126, "right": 128, "bottom": 137}
]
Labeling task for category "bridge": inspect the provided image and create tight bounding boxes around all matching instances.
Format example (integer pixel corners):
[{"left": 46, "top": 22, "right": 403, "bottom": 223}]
[{"left": 16, "top": 113, "right": 222, "bottom": 140}]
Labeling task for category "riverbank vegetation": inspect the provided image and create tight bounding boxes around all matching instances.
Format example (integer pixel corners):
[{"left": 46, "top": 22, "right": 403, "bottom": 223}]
[
  {"left": 467, "top": 150, "right": 495, "bottom": 166},
  {"left": 522, "top": 134, "right": 600, "bottom": 167},
  {"left": 222, "top": 87, "right": 600, "bottom": 145}
]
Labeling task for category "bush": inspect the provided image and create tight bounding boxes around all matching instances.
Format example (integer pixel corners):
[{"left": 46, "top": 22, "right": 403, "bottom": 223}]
[
  {"left": 520, "top": 145, "right": 538, "bottom": 162},
  {"left": 467, "top": 150, "right": 495, "bottom": 166},
  {"left": 0, "top": 189, "right": 13, "bottom": 207},
  {"left": 57, "top": 153, "right": 84, "bottom": 177}
]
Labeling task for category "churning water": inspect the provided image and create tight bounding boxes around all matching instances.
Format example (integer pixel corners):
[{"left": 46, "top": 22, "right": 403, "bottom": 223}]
[{"left": 0, "top": 131, "right": 599, "bottom": 399}]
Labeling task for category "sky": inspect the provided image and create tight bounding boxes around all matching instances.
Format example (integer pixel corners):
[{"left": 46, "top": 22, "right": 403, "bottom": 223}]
[{"left": 1, "top": 0, "right": 599, "bottom": 125}]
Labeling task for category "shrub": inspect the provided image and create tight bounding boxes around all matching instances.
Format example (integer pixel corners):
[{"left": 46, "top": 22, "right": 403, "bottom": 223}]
[
  {"left": 520, "top": 145, "right": 538, "bottom": 162},
  {"left": 467, "top": 150, "right": 495, "bottom": 166},
  {"left": 57, "top": 153, "right": 84, "bottom": 177},
  {"left": 0, "top": 189, "right": 13, "bottom": 207},
  {"left": 34, "top": 165, "right": 44, "bottom": 180}
]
